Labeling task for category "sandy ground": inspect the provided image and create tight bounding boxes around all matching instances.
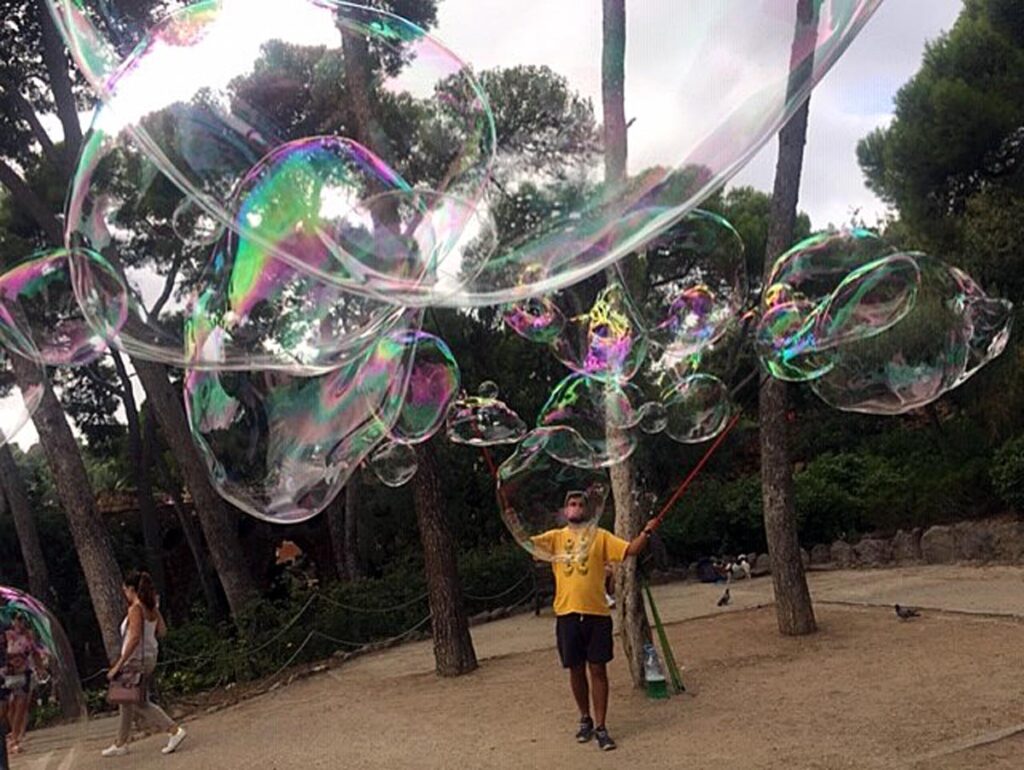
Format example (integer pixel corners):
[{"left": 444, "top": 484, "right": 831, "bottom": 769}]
[{"left": 12, "top": 564, "right": 1024, "bottom": 769}]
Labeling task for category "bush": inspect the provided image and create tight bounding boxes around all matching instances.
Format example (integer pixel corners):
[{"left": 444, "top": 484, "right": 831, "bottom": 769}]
[
  {"left": 657, "top": 474, "right": 764, "bottom": 561},
  {"left": 991, "top": 434, "right": 1024, "bottom": 511},
  {"left": 153, "top": 543, "right": 535, "bottom": 698},
  {"left": 795, "top": 453, "right": 868, "bottom": 544}
]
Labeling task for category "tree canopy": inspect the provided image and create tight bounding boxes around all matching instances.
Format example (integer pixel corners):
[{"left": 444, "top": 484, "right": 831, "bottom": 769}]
[{"left": 857, "top": 0, "right": 1024, "bottom": 298}]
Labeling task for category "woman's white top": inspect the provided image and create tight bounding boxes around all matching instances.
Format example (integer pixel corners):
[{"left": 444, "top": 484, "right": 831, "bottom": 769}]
[{"left": 119, "top": 612, "right": 159, "bottom": 662}]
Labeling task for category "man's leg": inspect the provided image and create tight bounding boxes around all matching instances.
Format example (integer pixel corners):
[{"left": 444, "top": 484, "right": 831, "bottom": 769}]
[
  {"left": 569, "top": 664, "right": 590, "bottom": 717},
  {"left": 588, "top": 662, "right": 609, "bottom": 727}
]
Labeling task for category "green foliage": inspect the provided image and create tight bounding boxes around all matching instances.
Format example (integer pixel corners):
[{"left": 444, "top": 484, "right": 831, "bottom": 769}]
[
  {"left": 991, "top": 434, "right": 1024, "bottom": 511},
  {"left": 153, "top": 543, "right": 531, "bottom": 697},
  {"left": 857, "top": 0, "right": 1024, "bottom": 301},
  {"left": 703, "top": 186, "right": 812, "bottom": 278},
  {"left": 657, "top": 474, "right": 764, "bottom": 560}
]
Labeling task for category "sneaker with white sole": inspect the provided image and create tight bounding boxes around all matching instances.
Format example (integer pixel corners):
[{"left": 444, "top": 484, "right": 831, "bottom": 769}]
[
  {"left": 594, "top": 726, "right": 617, "bottom": 751},
  {"left": 574, "top": 715, "right": 594, "bottom": 743},
  {"left": 101, "top": 744, "right": 128, "bottom": 757},
  {"left": 162, "top": 727, "right": 187, "bottom": 755}
]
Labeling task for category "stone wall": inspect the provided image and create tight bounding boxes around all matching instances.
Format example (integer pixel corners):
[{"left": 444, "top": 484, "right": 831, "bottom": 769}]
[{"left": 808, "top": 516, "right": 1024, "bottom": 569}]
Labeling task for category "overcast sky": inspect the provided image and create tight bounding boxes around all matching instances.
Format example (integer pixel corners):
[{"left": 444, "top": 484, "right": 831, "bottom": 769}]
[
  {"left": 429, "top": 0, "right": 965, "bottom": 229},
  {"left": 730, "top": 0, "right": 964, "bottom": 227}
]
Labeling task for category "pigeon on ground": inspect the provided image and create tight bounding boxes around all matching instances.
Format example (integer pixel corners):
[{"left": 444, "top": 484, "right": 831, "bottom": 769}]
[
  {"left": 894, "top": 604, "right": 920, "bottom": 620},
  {"left": 717, "top": 588, "right": 731, "bottom": 607}
]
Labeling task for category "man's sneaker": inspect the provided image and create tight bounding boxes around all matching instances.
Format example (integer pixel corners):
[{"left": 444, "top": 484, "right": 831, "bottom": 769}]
[
  {"left": 575, "top": 716, "right": 594, "bottom": 743},
  {"left": 162, "top": 727, "right": 187, "bottom": 755},
  {"left": 100, "top": 744, "right": 128, "bottom": 757},
  {"left": 595, "top": 726, "right": 617, "bottom": 751}
]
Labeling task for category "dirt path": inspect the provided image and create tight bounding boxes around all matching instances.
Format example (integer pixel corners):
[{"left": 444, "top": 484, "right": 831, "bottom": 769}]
[{"left": 14, "top": 565, "right": 1024, "bottom": 769}]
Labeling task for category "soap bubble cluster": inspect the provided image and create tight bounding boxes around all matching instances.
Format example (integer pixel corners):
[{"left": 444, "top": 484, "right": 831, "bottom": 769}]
[{"left": 0, "top": 2, "right": 1007, "bottom": 549}]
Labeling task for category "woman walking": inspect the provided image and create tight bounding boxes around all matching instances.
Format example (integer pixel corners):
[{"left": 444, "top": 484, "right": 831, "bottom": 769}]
[
  {"left": 101, "top": 571, "right": 187, "bottom": 758},
  {"left": 4, "top": 611, "right": 46, "bottom": 755}
]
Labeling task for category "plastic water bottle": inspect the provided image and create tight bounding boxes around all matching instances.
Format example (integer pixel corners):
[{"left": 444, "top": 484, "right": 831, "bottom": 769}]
[{"left": 643, "top": 642, "right": 668, "bottom": 699}]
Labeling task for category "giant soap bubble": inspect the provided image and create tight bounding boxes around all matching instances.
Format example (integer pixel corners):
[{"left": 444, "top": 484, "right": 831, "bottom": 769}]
[
  {"left": 446, "top": 391, "right": 528, "bottom": 446},
  {"left": 54, "top": 0, "right": 883, "bottom": 309},
  {"left": 62, "top": 0, "right": 495, "bottom": 373},
  {"left": 808, "top": 255, "right": 1009, "bottom": 414},
  {"left": 756, "top": 230, "right": 1013, "bottom": 415},
  {"left": 0, "top": 248, "right": 127, "bottom": 367},
  {"left": 184, "top": 316, "right": 420, "bottom": 521},
  {"left": 497, "top": 430, "right": 610, "bottom": 564},
  {"left": 538, "top": 375, "right": 637, "bottom": 468},
  {"left": 619, "top": 209, "right": 748, "bottom": 379},
  {"left": 0, "top": 586, "right": 88, "bottom": 767}
]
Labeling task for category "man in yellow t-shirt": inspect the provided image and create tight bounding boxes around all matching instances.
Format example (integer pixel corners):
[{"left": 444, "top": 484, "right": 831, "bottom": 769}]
[{"left": 531, "top": 491, "right": 655, "bottom": 751}]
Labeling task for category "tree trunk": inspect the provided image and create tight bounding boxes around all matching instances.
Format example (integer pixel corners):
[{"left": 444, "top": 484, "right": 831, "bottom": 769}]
[
  {"left": 37, "top": 0, "right": 83, "bottom": 167},
  {"left": 7, "top": 355, "right": 124, "bottom": 659},
  {"left": 610, "top": 460, "right": 651, "bottom": 687},
  {"left": 325, "top": 483, "right": 350, "bottom": 581},
  {"left": 760, "top": 0, "right": 819, "bottom": 637},
  {"left": 132, "top": 358, "right": 259, "bottom": 618},
  {"left": 0, "top": 159, "right": 63, "bottom": 244},
  {"left": 601, "top": 0, "right": 651, "bottom": 687},
  {"left": 412, "top": 441, "right": 477, "bottom": 677},
  {"left": 340, "top": 23, "right": 384, "bottom": 151},
  {"left": 326, "top": 472, "right": 363, "bottom": 581},
  {"left": 601, "top": 0, "right": 628, "bottom": 184},
  {"left": 344, "top": 472, "right": 363, "bottom": 579},
  {"left": 325, "top": 488, "right": 348, "bottom": 581},
  {"left": 111, "top": 351, "right": 166, "bottom": 594},
  {"left": 154, "top": 446, "right": 227, "bottom": 621},
  {"left": 0, "top": 444, "right": 51, "bottom": 602}
]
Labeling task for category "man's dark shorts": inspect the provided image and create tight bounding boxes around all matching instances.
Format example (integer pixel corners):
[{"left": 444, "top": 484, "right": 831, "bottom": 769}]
[{"left": 556, "top": 613, "right": 614, "bottom": 668}]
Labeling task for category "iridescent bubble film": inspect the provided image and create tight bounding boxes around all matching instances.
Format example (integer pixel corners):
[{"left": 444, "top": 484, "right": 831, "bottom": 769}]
[
  {"left": 637, "top": 401, "right": 669, "bottom": 435},
  {"left": 756, "top": 231, "right": 1013, "bottom": 415},
  {"left": 503, "top": 299, "right": 564, "bottom": 343},
  {"left": 387, "top": 332, "right": 460, "bottom": 445},
  {"left": 0, "top": 585, "right": 89, "bottom": 766},
  {"left": 368, "top": 440, "right": 419, "bottom": 488},
  {"left": 624, "top": 210, "right": 747, "bottom": 376},
  {"left": 807, "top": 256, "right": 978, "bottom": 415},
  {"left": 949, "top": 266, "right": 1014, "bottom": 385},
  {"left": 52, "top": 0, "right": 883, "bottom": 305},
  {"left": 445, "top": 393, "right": 527, "bottom": 447},
  {"left": 64, "top": 0, "right": 495, "bottom": 307},
  {"left": 663, "top": 373, "right": 732, "bottom": 443},
  {"left": 0, "top": 249, "right": 126, "bottom": 367},
  {"left": 184, "top": 325, "right": 416, "bottom": 522},
  {"left": 496, "top": 430, "right": 609, "bottom": 564},
  {"left": 548, "top": 283, "right": 648, "bottom": 382},
  {"left": 537, "top": 375, "right": 636, "bottom": 468},
  {"left": 757, "top": 228, "right": 897, "bottom": 381}
]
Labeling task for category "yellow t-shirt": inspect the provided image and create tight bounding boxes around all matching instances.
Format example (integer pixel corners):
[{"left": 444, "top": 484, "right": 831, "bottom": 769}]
[{"left": 531, "top": 527, "right": 629, "bottom": 616}]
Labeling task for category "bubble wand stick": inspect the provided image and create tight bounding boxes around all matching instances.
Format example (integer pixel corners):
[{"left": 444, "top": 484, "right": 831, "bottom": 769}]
[{"left": 645, "top": 409, "right": 742, "bottom": 534}]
